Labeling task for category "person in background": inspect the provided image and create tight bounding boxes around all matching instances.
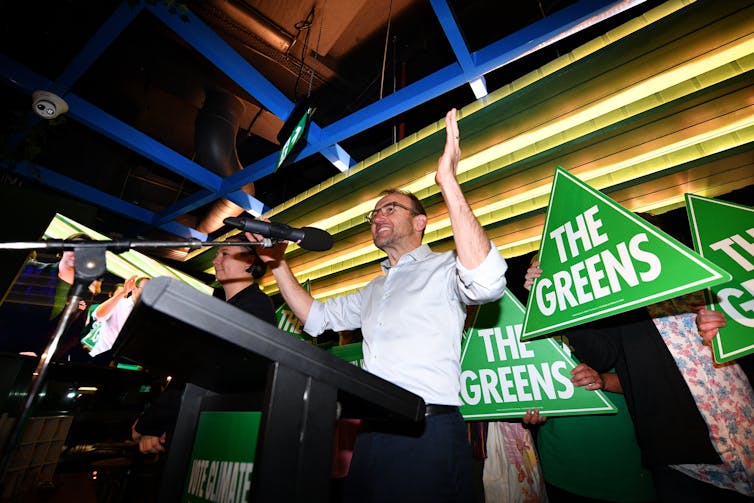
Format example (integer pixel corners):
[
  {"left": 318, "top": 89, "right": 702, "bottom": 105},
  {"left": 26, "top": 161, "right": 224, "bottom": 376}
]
[
  {"left": 522, "top": 254, "right": 656, "bottom": 503},
  {"left": 253, "top": 108, "right": 508, "bottom": 502},
  {"left": 476, "top": 418, "right": 548, "bottom": 503},
  {"left": 81, "top": 282, "right": 124, "bottom": 353},
  {"left": 0, "top": 232, "right": 105, "bottom": 360},
  {"left": 525, "top": 247, "right": 754, "bottom": 501},
  {"left": 131, "top": 236, "right": 275, "bottom": 454},
  {"left": 695, "top": 306, "right": 754, "bottom": 386},
  {"left": 88, "top": 275, "right": 150, "bottom": 357}
]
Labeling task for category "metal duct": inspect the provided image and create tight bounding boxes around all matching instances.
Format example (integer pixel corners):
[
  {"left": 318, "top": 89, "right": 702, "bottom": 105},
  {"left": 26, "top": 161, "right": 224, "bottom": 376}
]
[
  {"left": 207, "top": 0, "right": 294, "bottom": 53},
  {"left": 194, "top": 87, "right": 254, "bottom": 236}
]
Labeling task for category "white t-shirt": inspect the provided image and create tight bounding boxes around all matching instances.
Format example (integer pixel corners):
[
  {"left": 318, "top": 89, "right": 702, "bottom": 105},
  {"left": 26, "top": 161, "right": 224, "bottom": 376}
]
[{"left": 90, "top": 297, "right": 135, "bottom": 357}]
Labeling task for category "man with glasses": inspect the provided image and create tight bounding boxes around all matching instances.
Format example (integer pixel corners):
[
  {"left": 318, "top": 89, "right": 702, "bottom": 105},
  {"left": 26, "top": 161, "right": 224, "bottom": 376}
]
[{"left": 253, "top": 108, "right": 507, "bottom": 502}]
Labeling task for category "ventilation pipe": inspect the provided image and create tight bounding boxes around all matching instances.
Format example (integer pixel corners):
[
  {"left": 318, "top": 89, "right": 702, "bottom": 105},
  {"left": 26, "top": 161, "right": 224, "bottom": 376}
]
[
  {"left": 208, "top": 0, "right": 294, "bottom": 53},
  {"left": 194, "top": 87, "right": 255, "bottom": 236}
]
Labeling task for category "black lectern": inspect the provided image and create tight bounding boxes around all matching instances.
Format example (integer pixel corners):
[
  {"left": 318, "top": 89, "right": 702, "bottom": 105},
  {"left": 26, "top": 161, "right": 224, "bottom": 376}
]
[{"left": 112, "top": 277, "right": 425, "bottom": 502}]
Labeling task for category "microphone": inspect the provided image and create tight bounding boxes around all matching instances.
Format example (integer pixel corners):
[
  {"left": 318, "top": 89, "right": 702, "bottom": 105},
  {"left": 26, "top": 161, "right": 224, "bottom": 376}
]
[{"left": 223, "top": 217, "right": 333, "bottom": 251}]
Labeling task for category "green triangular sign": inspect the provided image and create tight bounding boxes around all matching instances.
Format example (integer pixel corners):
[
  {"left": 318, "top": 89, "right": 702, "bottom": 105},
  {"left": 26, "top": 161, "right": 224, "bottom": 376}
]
[
  {"left": 686, "top": 194, "right": 754, "bottom": 363},
  {"left": 275, "top": 279, "right": 312, "bottom": 341},
  {"left": 329, "top": 342, "right": 364, "bottom": 368},
  {"left": 522, "top": 167, "right": 731, "bottom": 340},
  {"left": 460, "top": 289, "right": 616, "bottom": 419}
]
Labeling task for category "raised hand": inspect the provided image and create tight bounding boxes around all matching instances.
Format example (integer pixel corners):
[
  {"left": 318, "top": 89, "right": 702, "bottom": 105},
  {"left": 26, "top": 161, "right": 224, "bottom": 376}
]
[{"left": 435, "top": 108, "right": 461, "bottom": 188}]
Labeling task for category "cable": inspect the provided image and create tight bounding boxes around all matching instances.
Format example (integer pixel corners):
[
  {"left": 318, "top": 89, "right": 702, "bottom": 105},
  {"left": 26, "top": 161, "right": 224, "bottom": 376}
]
[
  {"left": 379, "top": 0, "right": 394, "bottom": 99},
  {"left": 293, "top": 8, "right": 314, "bottom": 100},
  {"left": 308, "top": 0, "right": 328, "bottom": 99}
]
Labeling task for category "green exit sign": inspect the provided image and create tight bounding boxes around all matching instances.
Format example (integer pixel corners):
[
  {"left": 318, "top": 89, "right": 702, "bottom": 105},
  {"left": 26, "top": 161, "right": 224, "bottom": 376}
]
[{"left": 276, "top": 107, "right": 311, "bottom": 171}]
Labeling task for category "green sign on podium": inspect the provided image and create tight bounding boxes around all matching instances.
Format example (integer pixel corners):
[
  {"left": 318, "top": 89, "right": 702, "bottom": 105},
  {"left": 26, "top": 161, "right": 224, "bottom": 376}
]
[{"left": 184, "top": 411, "right": 262, "bottom": 503}]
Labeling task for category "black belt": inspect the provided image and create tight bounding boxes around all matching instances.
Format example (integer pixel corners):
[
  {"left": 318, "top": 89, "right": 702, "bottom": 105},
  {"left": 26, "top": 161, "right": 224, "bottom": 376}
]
[{"left": 424, "top": 404, "right": 458, "bottom": 417}]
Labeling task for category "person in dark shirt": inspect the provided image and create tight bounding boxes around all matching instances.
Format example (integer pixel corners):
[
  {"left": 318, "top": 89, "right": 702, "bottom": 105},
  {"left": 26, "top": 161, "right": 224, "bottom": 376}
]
[
  {"left": 131, "top": 236, "right": 276, "bottom": 453},
  {"left": 212, "top": 237, "right": 275, "bottom": 323}
]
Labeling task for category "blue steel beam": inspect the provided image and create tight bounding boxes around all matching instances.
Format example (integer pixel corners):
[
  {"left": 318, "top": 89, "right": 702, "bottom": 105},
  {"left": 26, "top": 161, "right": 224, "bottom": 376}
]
[
  {"left": 429, "top": 0, "right": 475, "bottom": 73},
  {"left": 146, "top": 2, "right": 293, "bottom": 119},
  {"left": 0, "top": 54, "right": 52, "bottom": 96},
  {"left": 2, "top": 2, "right": 138, "bottom": 153},
  {"left": 2, "top": 0, "right": 640, "bottom": 230},
  {"left": 6, "top": 160, "right": 206, "bottom": 240},
  {"left": 473, "top": 0, "right": 647, "bottom": 76},
  {"left": 64, "top": 94, "right": 224, "bottom": 191},
  {"left": 430, "top": 0, "right": 487, "bottom": 97},
  {"left": 145, "top": 3, "right": 355, "bottom": 170},
  {"left": 5, "top": 56, "right": 271, "bottom": 228},
  {"left": 221, "top": 0, "right": 636, "bottom": 193},
  {"left": 323, "top": 0, "right": 640, "bottom": 145},
  {"left": 153, "top": 186, "right": 268, "bottom": 227},
  {"left": 53, "top": 1, "right": 142, "bottom": 93},
  {"left": 153, "top": 190, "right": 219, "bottom": 225},
  {"left": 1, "top": 55, "right": 261, "bottom": 226},
  {"left": 62, "top": 89, "right": 266, "bottom": 219}
]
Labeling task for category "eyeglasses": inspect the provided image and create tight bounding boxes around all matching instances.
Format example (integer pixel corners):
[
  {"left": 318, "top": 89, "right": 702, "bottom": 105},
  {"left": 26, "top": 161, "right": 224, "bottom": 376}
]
[{"left": 365, "top": 201, "right": 419, "bottom": 224}]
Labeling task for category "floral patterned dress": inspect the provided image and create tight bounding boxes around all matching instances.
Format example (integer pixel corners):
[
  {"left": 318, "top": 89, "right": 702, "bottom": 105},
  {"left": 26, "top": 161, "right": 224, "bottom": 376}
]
[{"left": 648, "top": 295, "right": 754, "bottom": 496}]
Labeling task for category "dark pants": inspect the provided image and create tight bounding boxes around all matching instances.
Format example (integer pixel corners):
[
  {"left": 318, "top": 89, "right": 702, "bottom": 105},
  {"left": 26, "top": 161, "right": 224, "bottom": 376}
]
[
  {"left": 344, "top": 410, "right": 471, "bottom": 503},
  {"left": 651, "top": 466, "right": 754, "bottom": 502}
]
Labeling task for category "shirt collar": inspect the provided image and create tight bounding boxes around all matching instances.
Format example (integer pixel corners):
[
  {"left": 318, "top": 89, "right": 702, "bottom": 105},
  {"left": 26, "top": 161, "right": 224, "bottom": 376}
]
[{"left": 380, "top": 244, "right": 432, "bottom": 273}]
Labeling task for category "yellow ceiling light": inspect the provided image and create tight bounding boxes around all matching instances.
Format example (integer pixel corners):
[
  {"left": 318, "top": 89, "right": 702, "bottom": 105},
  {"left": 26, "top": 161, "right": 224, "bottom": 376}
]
[
  {"left": 458, "top": 43, "right": 754, "bottom": 179},
  {"left": 258, "top": 112, "right": 754, "bottom": 291},
  {"left": 244, "top": 0, "right": 754, "bottom": 302},
  {"left": 271, "top": 4, "right": 753, "bottom": 247},
  {"left": 47, "top": 214, "right": 213, "bottom": 294},
  {"left": 263, "top": 107, "right": 754, "bottom": 291},
  {"left": 268, "top": 0, "right": 694, "bottom": 223}
]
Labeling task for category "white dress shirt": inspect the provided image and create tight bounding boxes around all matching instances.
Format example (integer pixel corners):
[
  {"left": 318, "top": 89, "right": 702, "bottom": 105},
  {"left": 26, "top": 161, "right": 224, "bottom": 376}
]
[{"left": 304, "top": 243, "right": 507, "bottom": 405}]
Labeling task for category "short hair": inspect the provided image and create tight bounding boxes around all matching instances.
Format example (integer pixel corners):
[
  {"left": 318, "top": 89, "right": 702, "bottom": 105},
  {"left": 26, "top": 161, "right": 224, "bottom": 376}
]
[
  {"left": 221, "top": 234, "right": 256, "bottom": 253},
  {"left": 217, "top": 235, "right": 267, "bottom": 279},
  {"left": 64, "top": 232, "right": 93, "bottom": 241},
  {"left": 377, "top": 189, "right": 427, "bottom": 239},
  {"left": 378, "top": 189, "right": 427, "bottom": 216}
]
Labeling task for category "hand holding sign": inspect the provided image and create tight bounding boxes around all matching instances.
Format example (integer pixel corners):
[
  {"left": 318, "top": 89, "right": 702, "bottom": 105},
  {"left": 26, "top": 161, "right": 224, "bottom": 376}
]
[
  {"left": 686, "top": 194, "right": 754, "bottom": 363},
  {"left": 693, "top": 306, "right": 727, "bottom": 346},
  {"left": 522, "top": 167, "right": 730, "bottom": 340},
  {"left": 571, "top": 363, "right": 603, "bottom": 391},
  {"left": 460, "top": 289, "right": 616, "bottom": 420},
  {"left": 523, "top": 260, "right": 542, "bottom": 291}
]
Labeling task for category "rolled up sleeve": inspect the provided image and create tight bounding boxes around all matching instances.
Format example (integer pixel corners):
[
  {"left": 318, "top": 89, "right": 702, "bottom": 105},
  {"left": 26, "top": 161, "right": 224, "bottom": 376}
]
[
  {"left": 303, "top": 290, "right": 364, "bottom": 337},
  {"left": 456, "top": 242, "right": 507, "bottom": 305}
]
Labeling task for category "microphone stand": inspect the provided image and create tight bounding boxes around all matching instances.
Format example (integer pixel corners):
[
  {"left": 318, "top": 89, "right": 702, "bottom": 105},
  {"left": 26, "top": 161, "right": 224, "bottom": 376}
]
[{"left": 0, "top": 237, "right": 271, "bottom": 479}]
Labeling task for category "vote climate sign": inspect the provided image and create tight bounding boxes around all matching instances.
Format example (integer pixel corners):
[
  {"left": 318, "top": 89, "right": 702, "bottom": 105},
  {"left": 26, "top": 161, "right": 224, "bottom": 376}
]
[
  {"left": 686, "top": 194, "right": 754, "bottom": 363},
  {"left": 183, "top": 411, "right": 262, "bottom": 503},
  {"left": 522, "top": 167, "right": 731, "bottom": 340},
  {"left": 460, "top": 289, "right": 616, "bottom": 419}
]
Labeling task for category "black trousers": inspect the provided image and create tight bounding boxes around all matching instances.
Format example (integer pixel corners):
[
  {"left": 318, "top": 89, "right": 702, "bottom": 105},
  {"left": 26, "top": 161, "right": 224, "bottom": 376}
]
[{"left": 344, "top": 410, "right": 471, "bottom": 503}]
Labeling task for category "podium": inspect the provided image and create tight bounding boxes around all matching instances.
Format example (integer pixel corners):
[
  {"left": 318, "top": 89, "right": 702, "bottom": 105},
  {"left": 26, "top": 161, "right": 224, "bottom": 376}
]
[{"left": 112, "top": 277, "right": 425, "bottom": 502}]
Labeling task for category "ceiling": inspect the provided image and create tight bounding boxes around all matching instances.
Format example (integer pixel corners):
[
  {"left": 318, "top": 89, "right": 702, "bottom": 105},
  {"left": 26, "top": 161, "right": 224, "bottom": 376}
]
[{"left": 2, "top": 0, "right": 753, "bottom": 298}]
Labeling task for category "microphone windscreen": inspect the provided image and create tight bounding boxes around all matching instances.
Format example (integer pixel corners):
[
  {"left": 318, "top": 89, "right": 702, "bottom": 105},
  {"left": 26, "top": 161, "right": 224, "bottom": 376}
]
[{"left": 300, "top": 227, "right": 333, "bottom": 251}]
